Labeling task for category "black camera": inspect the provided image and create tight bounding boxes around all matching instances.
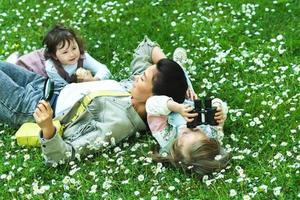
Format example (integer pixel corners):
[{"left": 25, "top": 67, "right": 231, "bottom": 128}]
[
  {"left": 43, "top": 79, "right": 54, "bottom": 101},
  {"left": 187, "top": 97, "right": 218, "bottom": 128}
]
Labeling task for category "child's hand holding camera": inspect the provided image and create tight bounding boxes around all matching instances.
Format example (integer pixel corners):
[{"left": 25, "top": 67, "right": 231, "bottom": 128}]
[
  {"left": 214, "top": 106, "right": 226, "bottom": 125},
  {"left": 167, "top": 100, "right": 198, "bottom": 122},
  {"left": 178, "top": 104, "right": 198, "bottom": 122}
]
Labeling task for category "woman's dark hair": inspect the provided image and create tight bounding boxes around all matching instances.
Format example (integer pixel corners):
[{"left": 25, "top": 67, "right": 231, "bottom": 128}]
[
  {"left": 43, "top": 24, "right": 85, "bottom": 83},
  {"left": 153, "top": 58, "right": 188, "bottom": 103}
]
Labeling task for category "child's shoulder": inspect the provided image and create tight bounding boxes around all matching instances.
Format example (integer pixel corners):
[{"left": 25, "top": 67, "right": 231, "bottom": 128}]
[
  {"left": 45, "top": 59, "right": 55, "bottom": 69},
  {"left": 146, "top": 95, "right": 172, "bottom": 116}
]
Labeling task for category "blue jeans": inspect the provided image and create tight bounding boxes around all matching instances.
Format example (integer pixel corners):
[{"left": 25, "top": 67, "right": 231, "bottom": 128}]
[{"left": 0, "top": 61, "right": 46, "bottom": 127}]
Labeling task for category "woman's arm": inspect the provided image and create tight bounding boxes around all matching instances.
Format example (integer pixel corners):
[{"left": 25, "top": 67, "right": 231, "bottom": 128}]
[
  {"left": 34, "top": 101, "right": 73, "bottom": 165},
  {"left": 151, "top": 46, "right": 166, "bottom": 64},
  {"left": 130, "top": 37, "right": 163, "bottom": 76},
  {"left": 33, "top": 100, "right": 55, "bottom": 139}
]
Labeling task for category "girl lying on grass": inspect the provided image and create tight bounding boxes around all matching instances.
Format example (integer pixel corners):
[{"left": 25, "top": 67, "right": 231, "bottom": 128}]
[
  {"left": 146, "top": 95, "right": 231, "bottom": 176},
  {"left": 7, "top": 24, "right": 111, "bottom": 93}
]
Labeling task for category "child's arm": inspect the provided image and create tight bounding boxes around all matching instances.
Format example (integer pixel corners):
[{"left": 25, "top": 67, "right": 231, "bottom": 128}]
[
  {"left": 146, "top": 96, "right": 197, "bottom": 122},
  {"left": 79, "top": 52, "right": 111, "bottom": 81},
  {"left": 166, "top": 99, "right": 197, "bottom": 122},
  {"left": 146, "top": 96, "right": 172, "bottom": 149}
]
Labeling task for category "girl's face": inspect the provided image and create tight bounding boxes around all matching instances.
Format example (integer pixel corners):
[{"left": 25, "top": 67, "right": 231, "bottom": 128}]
[
  {"left": 55, "top": 39, "right": 80, "bottom": 65},
  {"left": 176, "top": 127, "right": 208, "bottom": 158}
]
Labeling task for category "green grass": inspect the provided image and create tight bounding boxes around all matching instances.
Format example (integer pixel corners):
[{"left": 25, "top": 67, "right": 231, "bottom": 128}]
[{"left": 0, "top": 0, "right": 299, "bottom": 199}]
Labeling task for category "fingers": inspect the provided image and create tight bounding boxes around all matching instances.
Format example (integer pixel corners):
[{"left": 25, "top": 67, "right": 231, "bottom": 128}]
[
  {"left": 36, "top": 100, "right": 47, "bottom": 112},
  {"left": 185, "top": 112, "right": 198, "bottom": 118},
  {"left": 214, "top": 111, "right": 224, "bottom": 120},
  {"left": 214, "top": 107, "right": 226, "bottom": 124},
  {"left": 76, "top": 68, "right": 86, "bottom": 75},
  {"left": 186, "top": 89, "right": 192, "bottom": 100},
  {"left": 181, "top": 106, "right": 197, "bottom": 117},
  {"left": 190, "top": 90, "right": 198, "bottom": 100},
  {"left": 186, "top": 89, "right": 198, "bottom": 100},
  {"left": 76, "top": 69, "right": 93, "bottom": 82},
  {"left": 184, "top": 105, "right": 194, "bottom": 112},
  {"left": 86, "top": 70, "right": 92, "bottom": 76},
  {"left": 36, "top": 100, "right": 52, "bottom": 111},
  {"left": 184, "top": 117, "right": 195, "bottom": 122},
  {"left": 181, "top": 105, "right": 197, "bottom": 122},
  {"left": 214, "top": 107, "right": 223, "bottom": 115},
  {"left": 33, "top": 112, "right": 40, "bottom": 122},
  {"left": 35, "top": 100, "right": 53, "bottom": 118},
  {"left": 193, "top": 92, "right": 198, "bottom": 100}
]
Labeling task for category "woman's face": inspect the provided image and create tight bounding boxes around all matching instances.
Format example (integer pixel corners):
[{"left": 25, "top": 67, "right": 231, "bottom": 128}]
[
  {"left": 131, "top": 64, "right": 158, "bottom": 103},
  {"left": 176, "top": 127, "right": 208, "bottom": 158},
  {"left": 55, "top": 39, "right": 80, "bottom": 65}
]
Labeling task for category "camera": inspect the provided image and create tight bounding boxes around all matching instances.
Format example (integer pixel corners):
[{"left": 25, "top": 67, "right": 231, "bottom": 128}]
[
  {"left": 187, "top": 96, "right": 218, "bottom": 128},
  {"left": 43, "top": 79, "right": 54, "bottom": 101}
]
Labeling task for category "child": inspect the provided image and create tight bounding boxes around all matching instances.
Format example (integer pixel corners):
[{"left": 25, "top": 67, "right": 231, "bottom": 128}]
[
  {"left": 43, "top": 24, "right": 111, "bottom": 92},
  {"left": 7, "top": 24, "right": 111, "bottom": 93},
  {"left": 146, "top": 95, "right": 231, "bottom": 176}
]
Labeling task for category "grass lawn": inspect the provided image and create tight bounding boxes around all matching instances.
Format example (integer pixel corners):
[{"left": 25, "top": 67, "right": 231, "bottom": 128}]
[{"left": 0, "top": 0, "right": 299, "bottom": 199}]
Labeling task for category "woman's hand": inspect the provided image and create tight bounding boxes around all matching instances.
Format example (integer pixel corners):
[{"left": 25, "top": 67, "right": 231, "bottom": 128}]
[
  {"left": 186, "top": 88, "right": 198, "bottom": 100},
  {"left": 76, "top": 68, "right": 96, "bottom": 82},
  {"left": 33, "top": 100, "right": 55, "bottom": 139},
  {"left": 214, "top": 106, "right": 227, "bottom": 125}
]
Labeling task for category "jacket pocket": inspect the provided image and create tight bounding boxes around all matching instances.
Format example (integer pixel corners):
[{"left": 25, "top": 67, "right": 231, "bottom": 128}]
[
  {"left": 66, "top": 121, "right": 96, "bottom": 142},
  {"left": 109, "top": 97, "right": 130, "bottom": 111}
]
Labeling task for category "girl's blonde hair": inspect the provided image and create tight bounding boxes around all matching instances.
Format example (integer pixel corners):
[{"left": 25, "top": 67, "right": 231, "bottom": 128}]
[{"left": 151, "top": 138, "right": 231, "bottom": 177}]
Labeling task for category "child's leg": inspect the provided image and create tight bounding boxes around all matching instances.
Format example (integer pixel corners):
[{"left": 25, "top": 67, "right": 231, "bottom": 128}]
[
  {"left": 0, "top": 61, "right": 43, "bottom": 87},
  {"left": 0, "top": 61, "right": 45, "bottom": 126}
]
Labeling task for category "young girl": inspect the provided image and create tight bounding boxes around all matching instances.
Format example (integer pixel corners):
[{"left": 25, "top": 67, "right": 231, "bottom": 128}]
[
  {"left": 7, "top": 24, "right": 111, "bottom": 93},
  {"left": 146, "top": 95, "right": 231, "bottom": 176},
  {"left": 43, "top": 24, "right": 111, "bottom": 92}
]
